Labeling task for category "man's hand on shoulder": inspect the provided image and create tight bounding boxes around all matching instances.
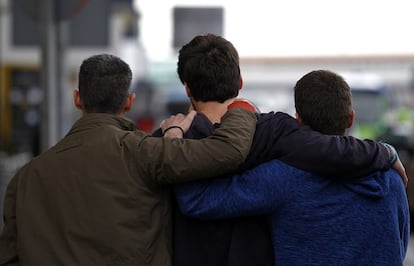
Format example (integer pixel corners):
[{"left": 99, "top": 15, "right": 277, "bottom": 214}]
[
  {"left": 393, "top": 157, "right": 408, "bottom": 188},
  {"left": 383, "top": 143, "right": 408, "bottom": 187},
  {"left": 161, "top": 110, "right": 197, "bottom": 138}
]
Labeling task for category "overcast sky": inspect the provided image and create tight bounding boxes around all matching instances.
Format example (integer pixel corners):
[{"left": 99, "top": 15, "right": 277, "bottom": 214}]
[{"left": 137, "top": 0, "right": 414, "bottom": 60}]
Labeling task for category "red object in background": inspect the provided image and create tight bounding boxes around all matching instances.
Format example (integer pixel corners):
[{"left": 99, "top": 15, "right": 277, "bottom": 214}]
[{"left": 136, "top": 116, "right": 155, "bottom": 133}]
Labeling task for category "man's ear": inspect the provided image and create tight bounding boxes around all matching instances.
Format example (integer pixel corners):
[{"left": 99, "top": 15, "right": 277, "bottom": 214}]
[
  {"left": 239, "top": 76, "right": 243, "bottom": 91},
  {"left": 123, "top": 92, "right": 136, "bottom": 113},
  {"left": 73, "top": 89, "right": 82, "bottom": 110},
  {"left": 348, "top": 109, "right": 355, "bottom": 128},
  {"left": 184, "top": 82, "right": 192, "bottom": 98},
  {"left": 295, "top": 112, "right": 303, "bottom": 124}
]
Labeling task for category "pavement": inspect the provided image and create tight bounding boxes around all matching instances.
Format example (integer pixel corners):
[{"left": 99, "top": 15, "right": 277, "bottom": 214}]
[{"left": 405, "top": 236, "right": 414, "bottom": 266}]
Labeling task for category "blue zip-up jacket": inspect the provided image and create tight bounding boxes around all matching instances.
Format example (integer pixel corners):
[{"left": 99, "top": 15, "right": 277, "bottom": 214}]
[
  {"left": 176, "top": 160, "right": 409, "bottom": 265},
  {"left": 153, "top": 111, "right": 392, "bottom": 266}
]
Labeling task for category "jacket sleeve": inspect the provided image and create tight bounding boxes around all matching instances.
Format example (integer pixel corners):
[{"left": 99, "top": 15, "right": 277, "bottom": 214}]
[
  {"left": 0, "top": 176, "right": 19, "bottom": 265},
  {"left": 152, "top": 128, "right": 163, "bottom": 137},
  {"left": 137, "top": 108, "right": 257, "bottom": 184},
  {"left": 175, "top": 160, "right": 297, "bottom": 219},
  {"left": 240, "top": 112, "right": 390, "bottom": 178}
]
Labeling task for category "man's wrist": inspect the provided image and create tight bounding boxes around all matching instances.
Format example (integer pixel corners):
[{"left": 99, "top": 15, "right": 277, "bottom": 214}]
[{"left": 163, "top": 125, "right": 184, "bottom": 138}]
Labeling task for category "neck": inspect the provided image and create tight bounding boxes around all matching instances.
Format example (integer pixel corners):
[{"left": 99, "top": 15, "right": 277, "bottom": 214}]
[{"left": 193, "top": 98, "right": 235, "bottom": 124}]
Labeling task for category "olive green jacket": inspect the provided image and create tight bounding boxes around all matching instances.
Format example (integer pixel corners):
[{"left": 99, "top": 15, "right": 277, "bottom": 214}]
[{"left": 0, "top": 108, "right": 256, "bottom": 266}]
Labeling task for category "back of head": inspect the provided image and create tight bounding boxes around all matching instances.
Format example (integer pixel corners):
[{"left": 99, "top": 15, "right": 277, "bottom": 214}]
[
  {"left": 294, "top": 70, "right": 353, "bottom": 135},
  {"left": 177, "top": 34, "right": 241, "bottom": 103},
  {"left": 78, "top": 54, "right": 132, "bottom": 114}
]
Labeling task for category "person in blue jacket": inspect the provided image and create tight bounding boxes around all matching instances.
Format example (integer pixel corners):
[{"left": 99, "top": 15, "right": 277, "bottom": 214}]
[
  {"left": 152, "top": 34, "right": 407, "bottom": 266},
  {"left": 175, "top": 69, "right": 410, "bottom": 265}
]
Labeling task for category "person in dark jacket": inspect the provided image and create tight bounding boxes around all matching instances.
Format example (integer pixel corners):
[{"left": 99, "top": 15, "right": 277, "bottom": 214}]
[
  {"left": 152, "top": 34, "right": 407, "bottom": 266},
  {"left": 0, "top": 54, "right": 259, "bottom": 266},
  {"left": 176, "top": 70, "right": 409, "bottom": 265}
]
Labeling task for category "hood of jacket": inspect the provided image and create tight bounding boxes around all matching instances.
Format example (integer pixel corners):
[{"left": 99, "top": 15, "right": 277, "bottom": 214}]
[{"left": 343, "top": 170, "right": 395, "bottom": 199}]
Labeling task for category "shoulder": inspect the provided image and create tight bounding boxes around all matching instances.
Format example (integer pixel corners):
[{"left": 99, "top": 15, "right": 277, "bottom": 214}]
[
  {"left": 347, "top": 170, "right": 407, "bottom": 200},
  {"left": 256, "top": 111, "right": 298, "bottom": 127},
  {"left": 186, "top": 113, "right": 214, "bottom": 139},
  {"left": 384, "top": 169, "right": 408, "bottom": 192}
]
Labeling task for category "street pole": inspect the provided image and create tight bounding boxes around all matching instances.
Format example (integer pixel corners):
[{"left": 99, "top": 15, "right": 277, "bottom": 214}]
[{"left": 38, "top": 0, "right": 62, "bottom": 151}]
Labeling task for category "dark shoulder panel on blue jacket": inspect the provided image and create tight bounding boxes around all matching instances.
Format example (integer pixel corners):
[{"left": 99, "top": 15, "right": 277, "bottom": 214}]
[{"left": 240, "top": 111, "right": 298, "bottom": 171}]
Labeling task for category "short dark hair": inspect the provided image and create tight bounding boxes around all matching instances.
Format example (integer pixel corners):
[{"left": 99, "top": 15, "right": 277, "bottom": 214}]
[
  {"left": 78, "top": 54, "right": 132, "bottom": 114},
  {"left": 177, "top": 34, "right": 240, "bottom": 103},
  {"left": 294, "top": 70, "right": 353, "bottom": 135}
]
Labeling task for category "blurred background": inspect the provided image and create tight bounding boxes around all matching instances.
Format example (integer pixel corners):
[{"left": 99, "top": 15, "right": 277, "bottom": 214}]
[{"left": 0, "top": 0, "right": 413, "bottom": 247}]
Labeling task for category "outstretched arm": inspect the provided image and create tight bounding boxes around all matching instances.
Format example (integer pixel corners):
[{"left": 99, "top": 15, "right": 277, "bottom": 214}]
[
  {"left": 137, "top": 103, "right": 257, "bottom": 184},
  {"left": 175, "top": 160, "right": 298, "bottom": 219},
  {"left": 241, "top": 112, "right": 404, "bottom": 180}
]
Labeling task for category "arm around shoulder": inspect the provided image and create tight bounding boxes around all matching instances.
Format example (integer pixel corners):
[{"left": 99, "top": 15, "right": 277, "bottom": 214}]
[{"left": 144, "top": 108, "right": 257, "bottom": 184}]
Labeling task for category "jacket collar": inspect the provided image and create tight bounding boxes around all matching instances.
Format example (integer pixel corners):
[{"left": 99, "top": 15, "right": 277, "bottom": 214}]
[{"left": 67, "top": 113, "right": 137, "bottom": 136}]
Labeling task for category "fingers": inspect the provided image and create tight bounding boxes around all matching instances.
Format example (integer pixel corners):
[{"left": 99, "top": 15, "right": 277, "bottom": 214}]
[
  {"left": 393, "top": 157, "right": 408, "bottom": 188},
  {"left": 160, "top": 111, "right": 197, "bottom": 134},
  {"left": 186, "top": 110, "right": 196, "bottom": 121},
  {"left": 178, "top": 110, "right": 196, "bottom": 132}
]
